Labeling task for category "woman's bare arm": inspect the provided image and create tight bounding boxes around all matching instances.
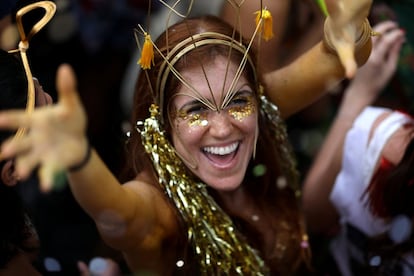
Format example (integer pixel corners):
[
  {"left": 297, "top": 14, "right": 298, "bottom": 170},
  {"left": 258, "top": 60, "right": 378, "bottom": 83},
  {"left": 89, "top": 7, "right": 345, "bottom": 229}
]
[
  {"left": 302, "top": 21, "right": 404, "bottom": 233},
  {"left": 265, "top": 0, "right": 373, "bottom": 118},
  {"left": 0, "top": 64, "right": 175, "bottom": 252},
  {"left": 221, "top": 0, "right": 291, "bottom": 72}
]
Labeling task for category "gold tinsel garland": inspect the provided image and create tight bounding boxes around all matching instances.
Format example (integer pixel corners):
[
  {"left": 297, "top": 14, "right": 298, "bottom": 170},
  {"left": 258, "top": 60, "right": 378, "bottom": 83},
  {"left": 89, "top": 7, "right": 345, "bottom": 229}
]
[
  {"left": 258, "top": 86, "right": 300, "bottom": 194},
  {"left": 137, "top": 104, "right": 268, "bottom": 275},
  {"left": 137, "top": 90, "right": 305, "bottom": 273}
]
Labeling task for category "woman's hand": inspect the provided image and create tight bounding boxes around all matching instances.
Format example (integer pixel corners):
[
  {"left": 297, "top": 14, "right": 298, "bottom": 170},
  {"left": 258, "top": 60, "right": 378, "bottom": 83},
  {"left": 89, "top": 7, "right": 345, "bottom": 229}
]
[
  {"left": 0, "top": 64, "right": 88, "bottom": 191},
  {"left": 339, "top": 20, "right": 405, "bottom": 116},
  {"left": 324, "top": 0, "right": 373, "bottom": 78},
  {"left": 348, "top": 21, "right": 404, "bottom": 97}
]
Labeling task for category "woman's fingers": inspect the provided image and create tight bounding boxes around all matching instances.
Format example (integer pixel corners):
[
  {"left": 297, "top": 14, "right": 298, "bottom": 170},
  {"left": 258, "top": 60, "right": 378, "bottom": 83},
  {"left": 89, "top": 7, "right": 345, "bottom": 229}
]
[
  {"left": 0, "top": 135, "right": 32, "bottom": 160},
  {"left": 56, "top": 63, "right": 80, "bottom": 110},
  {"left": 38, "top": 161, "right": 62, "bottom": 192},
  {"left": 372, "top": 20, "right": 399, "bottom": 35},
  {"left": 350, "top": 20, "right": 405, "bottom": 96},
  {"left": 386, "top": 36, "right": 404, "bottom": 69},
  {"left": 55, "top": 63, "right": 87, "bottom": 135},
  {"left": 0, "top": 110, "right": 31, "bottom": 131},
  {"left": 369, "top": 21, "right": 405, "bottom": 66},
  {"left": 15, "top": 150, "right": 39, "bottom": 180}
]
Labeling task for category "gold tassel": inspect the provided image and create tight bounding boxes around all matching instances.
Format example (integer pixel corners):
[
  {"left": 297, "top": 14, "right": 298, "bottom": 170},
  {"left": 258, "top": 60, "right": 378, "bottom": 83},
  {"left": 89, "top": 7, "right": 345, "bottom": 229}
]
[
  {"left": 138, "top": 33, "right": 154, "bottom": 70},
  {"left": 254, "top": 9, "right": 274, "bottom": 41}
]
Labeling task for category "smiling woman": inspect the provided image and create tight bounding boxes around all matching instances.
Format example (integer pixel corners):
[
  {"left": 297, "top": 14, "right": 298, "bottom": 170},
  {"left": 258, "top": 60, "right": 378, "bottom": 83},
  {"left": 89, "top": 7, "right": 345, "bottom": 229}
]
[
  {"left": 128, "top": 17, "right": 305, "bottom": 274},
  {"left": 169, "top": 56, "right": 258, "bottom": 191},
  {"left": 0, "top": 0, "right": 374, "bottom": 275}
]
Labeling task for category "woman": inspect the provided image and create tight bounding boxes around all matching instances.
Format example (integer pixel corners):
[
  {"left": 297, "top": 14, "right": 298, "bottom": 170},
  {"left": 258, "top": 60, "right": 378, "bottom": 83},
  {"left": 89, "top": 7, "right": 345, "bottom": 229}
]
[
  {"left": 303, "top": 20, "right": 411, "bottom": 275},
  {"left": 0, "top": 0, "right": 372, "bottom": 274}
]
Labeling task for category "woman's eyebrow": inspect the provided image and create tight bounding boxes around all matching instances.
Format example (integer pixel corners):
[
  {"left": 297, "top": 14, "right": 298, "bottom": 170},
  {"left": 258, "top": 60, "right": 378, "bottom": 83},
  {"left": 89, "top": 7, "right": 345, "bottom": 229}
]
[
  {"left": 229, "top": 88, "right": 254, "bottom": 98},
  {"left": 178, "top": 99, "right": 205, "bottom": 110}
]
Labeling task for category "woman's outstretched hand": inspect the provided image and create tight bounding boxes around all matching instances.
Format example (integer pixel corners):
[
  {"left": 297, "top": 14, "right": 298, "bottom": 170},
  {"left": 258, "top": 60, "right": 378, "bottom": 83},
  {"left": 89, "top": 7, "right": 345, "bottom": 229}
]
[
  {"left": 0, "top": 64, "right": 88, "bottom": 192},
  {"left": 325, "top": 0, "right": 373, "bottom": 78}
]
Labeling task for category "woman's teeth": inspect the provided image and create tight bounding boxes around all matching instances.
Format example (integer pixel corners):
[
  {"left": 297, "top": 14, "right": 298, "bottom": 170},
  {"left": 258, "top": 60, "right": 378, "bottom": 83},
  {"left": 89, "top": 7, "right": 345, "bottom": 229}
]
[{"left": 203, "top": 142, "right": 238, "bottom": 155}]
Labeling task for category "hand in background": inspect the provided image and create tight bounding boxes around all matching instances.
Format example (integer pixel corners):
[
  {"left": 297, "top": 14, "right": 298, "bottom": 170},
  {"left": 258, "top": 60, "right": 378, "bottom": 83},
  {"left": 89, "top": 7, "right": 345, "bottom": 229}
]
[
  {"left": 339, "top": 20, "right": 405, "bottom": 116},
  {"left": 0, "top": 64, "right": 88, "bottom": 192},
  {"left": 350, "top": 21, "right": 404, "bottom": 95}
]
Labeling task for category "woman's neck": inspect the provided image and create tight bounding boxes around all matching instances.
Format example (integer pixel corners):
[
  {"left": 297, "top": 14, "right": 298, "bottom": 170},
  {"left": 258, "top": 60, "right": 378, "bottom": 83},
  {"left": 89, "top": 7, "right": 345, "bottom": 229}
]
[{"left": 216, "top": 185, "right": 261, "bottom": 221}]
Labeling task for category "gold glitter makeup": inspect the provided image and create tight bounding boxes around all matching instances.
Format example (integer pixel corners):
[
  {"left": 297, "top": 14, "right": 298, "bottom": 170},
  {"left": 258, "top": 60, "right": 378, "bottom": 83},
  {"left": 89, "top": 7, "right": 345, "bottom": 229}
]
[
  {"left": 174, "top": 93, "right": 257, "bottom": 128},
  {"left": 226, "top": 94, "right": 256, "bottom": 121}
]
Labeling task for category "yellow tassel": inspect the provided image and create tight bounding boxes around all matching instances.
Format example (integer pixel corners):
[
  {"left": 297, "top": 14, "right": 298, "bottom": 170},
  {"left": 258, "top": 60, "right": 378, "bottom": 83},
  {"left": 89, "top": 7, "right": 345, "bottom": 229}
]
[
  {"left": 138, "top": 33, "right": 154, "bottom": 70},
  {"left": 254, "top": 9, "right": 274, "bottom": 41}
]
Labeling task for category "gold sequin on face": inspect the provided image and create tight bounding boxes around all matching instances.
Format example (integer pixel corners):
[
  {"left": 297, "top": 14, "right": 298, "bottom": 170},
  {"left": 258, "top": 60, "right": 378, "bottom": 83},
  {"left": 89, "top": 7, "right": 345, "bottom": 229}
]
[
  {"left": 227, "top": 95, "right": 256, "bottom": 121},
  {"left": 174, "top": 93, "right": 256, "bottom": 128},
  {"left": 175, "top": 111, "right": 210, "bottom": 127}
]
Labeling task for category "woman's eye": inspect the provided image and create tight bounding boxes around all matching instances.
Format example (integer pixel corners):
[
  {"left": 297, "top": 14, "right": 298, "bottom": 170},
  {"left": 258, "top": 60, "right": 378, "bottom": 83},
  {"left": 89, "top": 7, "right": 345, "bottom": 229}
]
[
  {"left": 176, "top": 104, "right": 207, "bottom": 120},
  {"left": 230, "top": 97, "right": 248, "bottom": 106},
  {"left": 186, "top": 104, "right": 208, "bottom": 115},
  {"left": 228, "top": 93, "right": 254, "bottom": 107},
  {"left": 225, "top": 94, "right": 256, "bottom": 121}
]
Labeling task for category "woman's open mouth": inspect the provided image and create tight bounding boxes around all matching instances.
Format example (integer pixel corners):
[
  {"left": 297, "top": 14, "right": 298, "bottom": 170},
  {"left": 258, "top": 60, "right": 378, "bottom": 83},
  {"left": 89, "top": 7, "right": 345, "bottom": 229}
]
[{"left": 202, "top": 142, "right": 239, "bottom": 167}]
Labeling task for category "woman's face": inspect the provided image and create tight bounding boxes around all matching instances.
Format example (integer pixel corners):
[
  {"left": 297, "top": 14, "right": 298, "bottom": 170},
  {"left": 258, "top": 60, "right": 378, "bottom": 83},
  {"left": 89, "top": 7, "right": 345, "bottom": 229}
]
[{"left": 170, "top": 56, "right": 258, "bottom": 191}]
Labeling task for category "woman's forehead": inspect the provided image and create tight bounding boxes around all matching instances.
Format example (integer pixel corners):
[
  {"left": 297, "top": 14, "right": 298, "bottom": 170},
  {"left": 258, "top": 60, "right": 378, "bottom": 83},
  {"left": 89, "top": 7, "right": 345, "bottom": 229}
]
[
  {"left": 173, "top": 69, "right": 251, "bottom": 107},
  {"left": 179, "top": 57, "right": 249, "bottom": 92}
]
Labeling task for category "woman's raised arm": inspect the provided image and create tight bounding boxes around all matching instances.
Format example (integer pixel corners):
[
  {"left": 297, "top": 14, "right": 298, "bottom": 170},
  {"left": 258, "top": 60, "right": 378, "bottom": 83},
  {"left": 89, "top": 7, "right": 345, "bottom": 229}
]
[{"left": 266, "top": 0, "right": 373, "bottom": 118}]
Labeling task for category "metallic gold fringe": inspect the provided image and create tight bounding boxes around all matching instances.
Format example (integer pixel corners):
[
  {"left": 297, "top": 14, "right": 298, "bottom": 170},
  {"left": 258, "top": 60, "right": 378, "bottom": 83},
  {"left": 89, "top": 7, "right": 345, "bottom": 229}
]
[
  {"left": 258, "top": 86, "right": 299, "bottom": 193},
  {"left": 137, "top": 104, "right": 269, "bottom": 275}
]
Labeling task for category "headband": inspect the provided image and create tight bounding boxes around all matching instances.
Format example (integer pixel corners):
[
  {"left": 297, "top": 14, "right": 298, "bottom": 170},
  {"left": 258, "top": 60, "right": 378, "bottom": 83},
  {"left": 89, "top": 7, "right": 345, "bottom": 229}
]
[{"left": 156, "top": 31, "right": 257, "bottom": 119}]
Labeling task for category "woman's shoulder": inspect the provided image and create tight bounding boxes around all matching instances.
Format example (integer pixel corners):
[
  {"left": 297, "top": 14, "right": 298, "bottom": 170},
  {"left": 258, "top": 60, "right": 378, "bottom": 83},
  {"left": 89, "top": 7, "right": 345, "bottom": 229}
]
[
  {"left": 354, "top": 106, "right": 391, "bottom": 128},
  {"left": 120, "top": 172, "right": 184, "bottom": 274},
  {"left": 122, "top": 170, "right": 180, "bottom": 237}
]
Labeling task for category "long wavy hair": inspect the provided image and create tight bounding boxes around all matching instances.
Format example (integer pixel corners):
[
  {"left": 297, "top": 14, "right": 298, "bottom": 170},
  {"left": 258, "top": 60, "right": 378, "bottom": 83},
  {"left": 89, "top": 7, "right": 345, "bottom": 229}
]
[{"left": 124, "top": 15, "right": 306, "bottom": 274}]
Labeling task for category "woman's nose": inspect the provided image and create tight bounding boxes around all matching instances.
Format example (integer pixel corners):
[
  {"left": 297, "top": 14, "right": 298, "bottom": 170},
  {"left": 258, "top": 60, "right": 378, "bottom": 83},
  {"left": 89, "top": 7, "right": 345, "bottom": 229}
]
[{"left": 208, "top": 111, "right": 234, "bottom": 138}]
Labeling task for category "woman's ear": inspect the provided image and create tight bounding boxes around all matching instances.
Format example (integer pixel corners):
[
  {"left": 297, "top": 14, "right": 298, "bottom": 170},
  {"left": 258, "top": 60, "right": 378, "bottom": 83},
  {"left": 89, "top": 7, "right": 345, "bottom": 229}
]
[{"left": 1, "top": 160, "right": 18, "bottom": 186}]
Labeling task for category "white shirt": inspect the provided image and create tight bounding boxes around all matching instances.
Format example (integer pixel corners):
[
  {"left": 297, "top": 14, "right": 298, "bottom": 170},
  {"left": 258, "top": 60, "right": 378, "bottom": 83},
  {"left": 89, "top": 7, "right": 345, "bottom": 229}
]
[{"left": 329, "top": 106, "right": 414, "bottom": 276}]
